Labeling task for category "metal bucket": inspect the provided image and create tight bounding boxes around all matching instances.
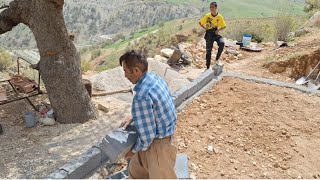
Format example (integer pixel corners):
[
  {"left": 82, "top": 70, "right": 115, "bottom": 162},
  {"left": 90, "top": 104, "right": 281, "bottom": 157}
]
[{"left": 24, "top": 112, "right": 35, "bottom": 128}]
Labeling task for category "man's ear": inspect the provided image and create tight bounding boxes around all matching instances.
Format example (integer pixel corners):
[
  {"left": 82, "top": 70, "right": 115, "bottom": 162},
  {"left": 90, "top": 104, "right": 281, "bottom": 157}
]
[{"left": 133, "top": 67, "right": 141, "bottom": 74}]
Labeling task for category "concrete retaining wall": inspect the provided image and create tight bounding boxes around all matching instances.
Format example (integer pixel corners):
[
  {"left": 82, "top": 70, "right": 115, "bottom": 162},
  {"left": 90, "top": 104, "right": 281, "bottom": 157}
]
[
  {"left": 47, "top": 69, "right": 218, "bottom": 179},
  {"left": 47, "top": 69, "right": 319, "bottom": 179},
  {"left": 223, "top": 71, "right": 320, "bottom": 96}
]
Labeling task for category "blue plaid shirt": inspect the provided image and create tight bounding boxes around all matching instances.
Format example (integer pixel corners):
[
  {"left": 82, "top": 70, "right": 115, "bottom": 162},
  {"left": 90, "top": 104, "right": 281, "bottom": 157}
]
[{"left": 131, "top": 72, "right": 177, "bottom": 152}]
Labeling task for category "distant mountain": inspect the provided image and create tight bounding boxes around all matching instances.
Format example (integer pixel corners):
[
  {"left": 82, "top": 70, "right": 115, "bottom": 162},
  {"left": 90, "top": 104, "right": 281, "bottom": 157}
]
[{"left": 0, "top": 0, "right": 305, "bottom": 49}]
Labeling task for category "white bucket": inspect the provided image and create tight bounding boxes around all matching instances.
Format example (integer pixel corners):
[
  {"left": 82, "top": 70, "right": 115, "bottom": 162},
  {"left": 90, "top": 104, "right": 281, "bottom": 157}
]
[{"left": 242, "top": 34, "right": 252, "bottom": 47}]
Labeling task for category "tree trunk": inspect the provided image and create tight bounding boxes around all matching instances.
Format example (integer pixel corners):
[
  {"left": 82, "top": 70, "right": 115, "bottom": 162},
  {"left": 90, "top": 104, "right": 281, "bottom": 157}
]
[{"left": 0, "top": 0, "right": 98, "bottom": 123}]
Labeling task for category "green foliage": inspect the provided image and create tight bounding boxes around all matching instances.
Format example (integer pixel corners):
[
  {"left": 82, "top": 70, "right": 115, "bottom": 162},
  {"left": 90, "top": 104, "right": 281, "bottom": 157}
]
[
  {"left": 81, "top": 60, "right": 92, "bottom": 72},
  {"left": 274, "top": 15, "right": 296, "bottom": 41},
  {"left": 0, "top": 49, "right": 12, "bottom": 71},
  {"left": 77, "top": 0, "right": 307, "bottom": 72},
  {"left": 223, "top": 19, "right": 276, "bottom": 43},
  {"left": 0, "top": 0, "right": 307, "bottom": 49},
  {"left": 91, "top": 49, "right": 101, "bottom": 60},
  {"left": 304, "top": 0, "right": 320, "bottom": 12}
]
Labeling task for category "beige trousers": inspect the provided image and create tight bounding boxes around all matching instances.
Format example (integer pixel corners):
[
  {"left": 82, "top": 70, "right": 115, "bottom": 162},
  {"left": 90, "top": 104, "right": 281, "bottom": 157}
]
[{"left": 128, "top": 136, "right": 177, "bottom": 179}]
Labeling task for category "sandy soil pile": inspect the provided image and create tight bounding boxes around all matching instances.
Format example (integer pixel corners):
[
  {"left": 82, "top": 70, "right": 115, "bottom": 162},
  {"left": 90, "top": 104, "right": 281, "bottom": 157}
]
[{"left": 176, "top": 78, "right": 320, "bottom": 179}]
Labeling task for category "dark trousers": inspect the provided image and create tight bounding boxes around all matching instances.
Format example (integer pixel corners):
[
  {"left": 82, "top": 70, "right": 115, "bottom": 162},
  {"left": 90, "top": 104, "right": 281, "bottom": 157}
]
[{"left": 205, "top": 30, "right": 225, "bottom": 68}]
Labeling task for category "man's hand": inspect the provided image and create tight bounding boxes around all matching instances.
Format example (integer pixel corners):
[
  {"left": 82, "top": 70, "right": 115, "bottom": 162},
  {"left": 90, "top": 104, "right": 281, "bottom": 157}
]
[
  {"left": 124, "top": 150, "right": 135, "bottom": 159},
  {"left": 119, "top": 115, "right": 133, "bottom": 130},
  {"left": 215, "top": 27, "right": 225, "bottom": 35},
  {"left": 215, "top": 29, "right": 221, "bottom": 35}
]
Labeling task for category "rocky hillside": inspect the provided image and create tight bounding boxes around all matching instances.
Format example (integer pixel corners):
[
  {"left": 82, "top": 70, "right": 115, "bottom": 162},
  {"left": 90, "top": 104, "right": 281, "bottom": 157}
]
[
  {"left": 0, "top": 0, "right": 200, "bottom": 48},
  {"left": 0, "top": 0, "right": 305, "bottom": 49}
]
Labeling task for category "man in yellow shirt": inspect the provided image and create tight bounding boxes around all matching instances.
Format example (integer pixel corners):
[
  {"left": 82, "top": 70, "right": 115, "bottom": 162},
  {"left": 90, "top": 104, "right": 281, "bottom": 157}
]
[{"left": 199, "top": 2, "right": 226, "bottom": 69}]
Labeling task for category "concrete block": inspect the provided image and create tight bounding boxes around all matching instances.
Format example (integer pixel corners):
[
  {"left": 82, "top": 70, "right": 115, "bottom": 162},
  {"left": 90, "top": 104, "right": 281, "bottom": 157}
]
[
  {"left": 172, "top": 85, "right": 189, "bottom": 107},
  {"left": 186, "top": 81, "right": 199, "bottom": 98},
  {"left": 212, "top": 64, "right": 224, "bottom": 76},
  {"left": 175, "top": 154, "right": 189, "bottom": 179},
  {"left": 107, "top": 169, "right": 128, "bottom": 179},
  {"left": 97, "top": 102, "right": 110, "bottom": 113},
  {"left": 197, "top": 70, "right": 214, "bottom": 90},
  {"left": 61, "top": 147, "right": 101, "bottom": 179},
  {"left": 100, "top": 125, "right": 138, "bottom": 163},
  {"left": 173, "top": 95, "right": 183, "bottom": 108},
  {"left": 47, "top": 169, "right": 69, "bottom": 179},
  {"left": 92, "top": 143, "right": 109, "bottom": 163}
]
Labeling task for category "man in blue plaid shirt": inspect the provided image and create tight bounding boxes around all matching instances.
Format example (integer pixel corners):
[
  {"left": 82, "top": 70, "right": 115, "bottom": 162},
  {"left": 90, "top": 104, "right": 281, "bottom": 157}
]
[{"left": 119, "top": 50, "right": 177, "bottom": 179}]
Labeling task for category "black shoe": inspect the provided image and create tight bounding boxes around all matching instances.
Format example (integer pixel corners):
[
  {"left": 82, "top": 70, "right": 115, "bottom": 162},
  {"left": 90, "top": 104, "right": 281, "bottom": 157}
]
[{"left": 206, "top": 66, "right": 209, "bottom": 69}]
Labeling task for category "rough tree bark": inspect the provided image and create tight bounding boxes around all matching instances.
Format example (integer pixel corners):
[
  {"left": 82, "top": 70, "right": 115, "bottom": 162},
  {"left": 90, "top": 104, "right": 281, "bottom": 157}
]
[{"left": 0, "top": 0, "right": 98, "bottom": 123}]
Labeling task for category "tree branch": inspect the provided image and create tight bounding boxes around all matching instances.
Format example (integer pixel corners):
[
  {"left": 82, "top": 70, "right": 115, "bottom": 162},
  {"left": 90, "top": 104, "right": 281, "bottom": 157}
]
[
  {"left": 0, "top": 11, "right": 18, "bottom": 34},
  {"left": 0, "top": 5, "right": 9, "bottom": 9},
  {"left": 0, "top": 1, "right": 21, "bottom": 34},
  {"left": 50, "top": 0, "right": 64, "bottom": 10}
]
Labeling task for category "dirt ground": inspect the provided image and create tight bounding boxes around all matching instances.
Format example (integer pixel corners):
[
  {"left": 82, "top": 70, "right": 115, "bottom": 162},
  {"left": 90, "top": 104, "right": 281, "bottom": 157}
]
[
  {"left": 0, "top": 93, "right": 132, "bottom": 178},
  {"left": 224, "top": 29, "right": 320, "bottom": 83},
  {"left": 0, "top": 63, "right": 202, "bottom": 179},
  {"left": 176, "top": 77, "right": 320, "bottom": 179}
]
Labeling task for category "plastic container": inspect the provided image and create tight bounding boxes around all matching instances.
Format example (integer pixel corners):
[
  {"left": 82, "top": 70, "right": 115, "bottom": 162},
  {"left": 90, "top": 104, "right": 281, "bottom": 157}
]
[
  {"left": 47, "top": 109, "right": 55, "bottom": 119},
  {"left": 24, "top": 112, "right": 35, "bottom": 128},
  {"left": 242, "top": 34, "right": 252, "bottom": 47}
]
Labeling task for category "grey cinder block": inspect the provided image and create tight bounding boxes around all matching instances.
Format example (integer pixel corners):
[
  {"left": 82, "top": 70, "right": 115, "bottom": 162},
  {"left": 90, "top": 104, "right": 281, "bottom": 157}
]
[
  {"left": 100, "top": 125, "right": 138, "bottom": 163},
  {"left": 186, "top": 81, "right": 199, "bottom": 98},
  {"left": 47, "top": 169, "right": 69, "bottom": 179},
  {"left": 172, "top": 85, "right": 189, "bottom": 107},
  {"left": 175, "top": 154, "right": 190, "bottom": 179},
  {"left": 197, "top": 70, "right": 214, "bottom": 90},
  {"left": 61, "top": 147, "right": 102, "bottom": 179},
  {"left": 212, "top": 64, "right": 224, "bottom": 76}
]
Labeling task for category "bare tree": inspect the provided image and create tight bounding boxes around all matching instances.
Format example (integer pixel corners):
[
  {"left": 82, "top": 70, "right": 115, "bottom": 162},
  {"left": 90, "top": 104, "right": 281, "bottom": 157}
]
[{"left": 0, "top": 0, "right": 98, "bottom": 123}]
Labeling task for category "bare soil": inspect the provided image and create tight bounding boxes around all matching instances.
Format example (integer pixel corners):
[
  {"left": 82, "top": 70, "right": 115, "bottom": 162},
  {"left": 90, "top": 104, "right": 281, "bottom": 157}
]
[
  {"left": 0, "top": 63, "right": 201, "bottom": 179},
  {"left": 224, "top": 29, "right": 320, "bottom": 83},
  {"left": 0, "top": 93, "right": 131, "bottom": 178},
  {"left": 176, "top": 77, "right": 320, "bottom": 179}
]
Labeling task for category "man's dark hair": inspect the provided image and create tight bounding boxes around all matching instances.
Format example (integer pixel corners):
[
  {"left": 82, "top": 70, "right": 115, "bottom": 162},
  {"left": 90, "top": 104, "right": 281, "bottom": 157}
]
[
  {"left": 210, "top": 2, "right": 217, "bottom": 7},
  {"left": 119, "top": 50, "right": 148, "bottom": 73}
]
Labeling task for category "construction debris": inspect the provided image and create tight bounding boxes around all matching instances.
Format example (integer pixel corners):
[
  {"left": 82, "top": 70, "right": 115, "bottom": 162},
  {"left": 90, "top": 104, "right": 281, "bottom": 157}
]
[
  {"left": 167, "top": 49, "right": 182, "bottom": 64},
  {"left": 97, "top": 102, "right": 110, "bottom": 113},
  {"left": 92, "top": 89, "right": 132, "bottom": 97},
  {"left": 9, "top": 75, "right": 38, "bottom": 93}
]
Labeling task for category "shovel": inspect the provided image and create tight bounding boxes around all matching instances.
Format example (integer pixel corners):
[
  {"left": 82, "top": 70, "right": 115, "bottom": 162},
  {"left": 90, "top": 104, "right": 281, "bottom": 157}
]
[
  {"left": 307, "top": 70, "right": 320, "bottom": 91},
  {"left": 296, "top": 60, "right": 320, "bottom": 85}
]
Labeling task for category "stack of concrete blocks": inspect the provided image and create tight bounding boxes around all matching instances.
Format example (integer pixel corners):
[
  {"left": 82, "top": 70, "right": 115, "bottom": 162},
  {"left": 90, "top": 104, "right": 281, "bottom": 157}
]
[{"left": 47, "top": 126, "right": 138, "bottom": 179}]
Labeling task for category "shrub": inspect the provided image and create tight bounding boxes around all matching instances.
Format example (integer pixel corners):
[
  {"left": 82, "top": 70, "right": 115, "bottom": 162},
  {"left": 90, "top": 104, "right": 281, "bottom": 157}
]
[
  {"left": 91, "top": 49, "right": 101, "bottom": 60},
  {"left": 0, "top": 49, "right": 12, "bottom": 71},
  {"left": 274, "top": 15, "right": 296, "bottom": 41},
  {"left": 223, "top": 19, "right": 275, "bottom": 43},
  {"left": 81, "top": 60, "right": 92, "bottom": 72},
  {"left": 304, "top": 0, "right": 320, "bottom": 12}
]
